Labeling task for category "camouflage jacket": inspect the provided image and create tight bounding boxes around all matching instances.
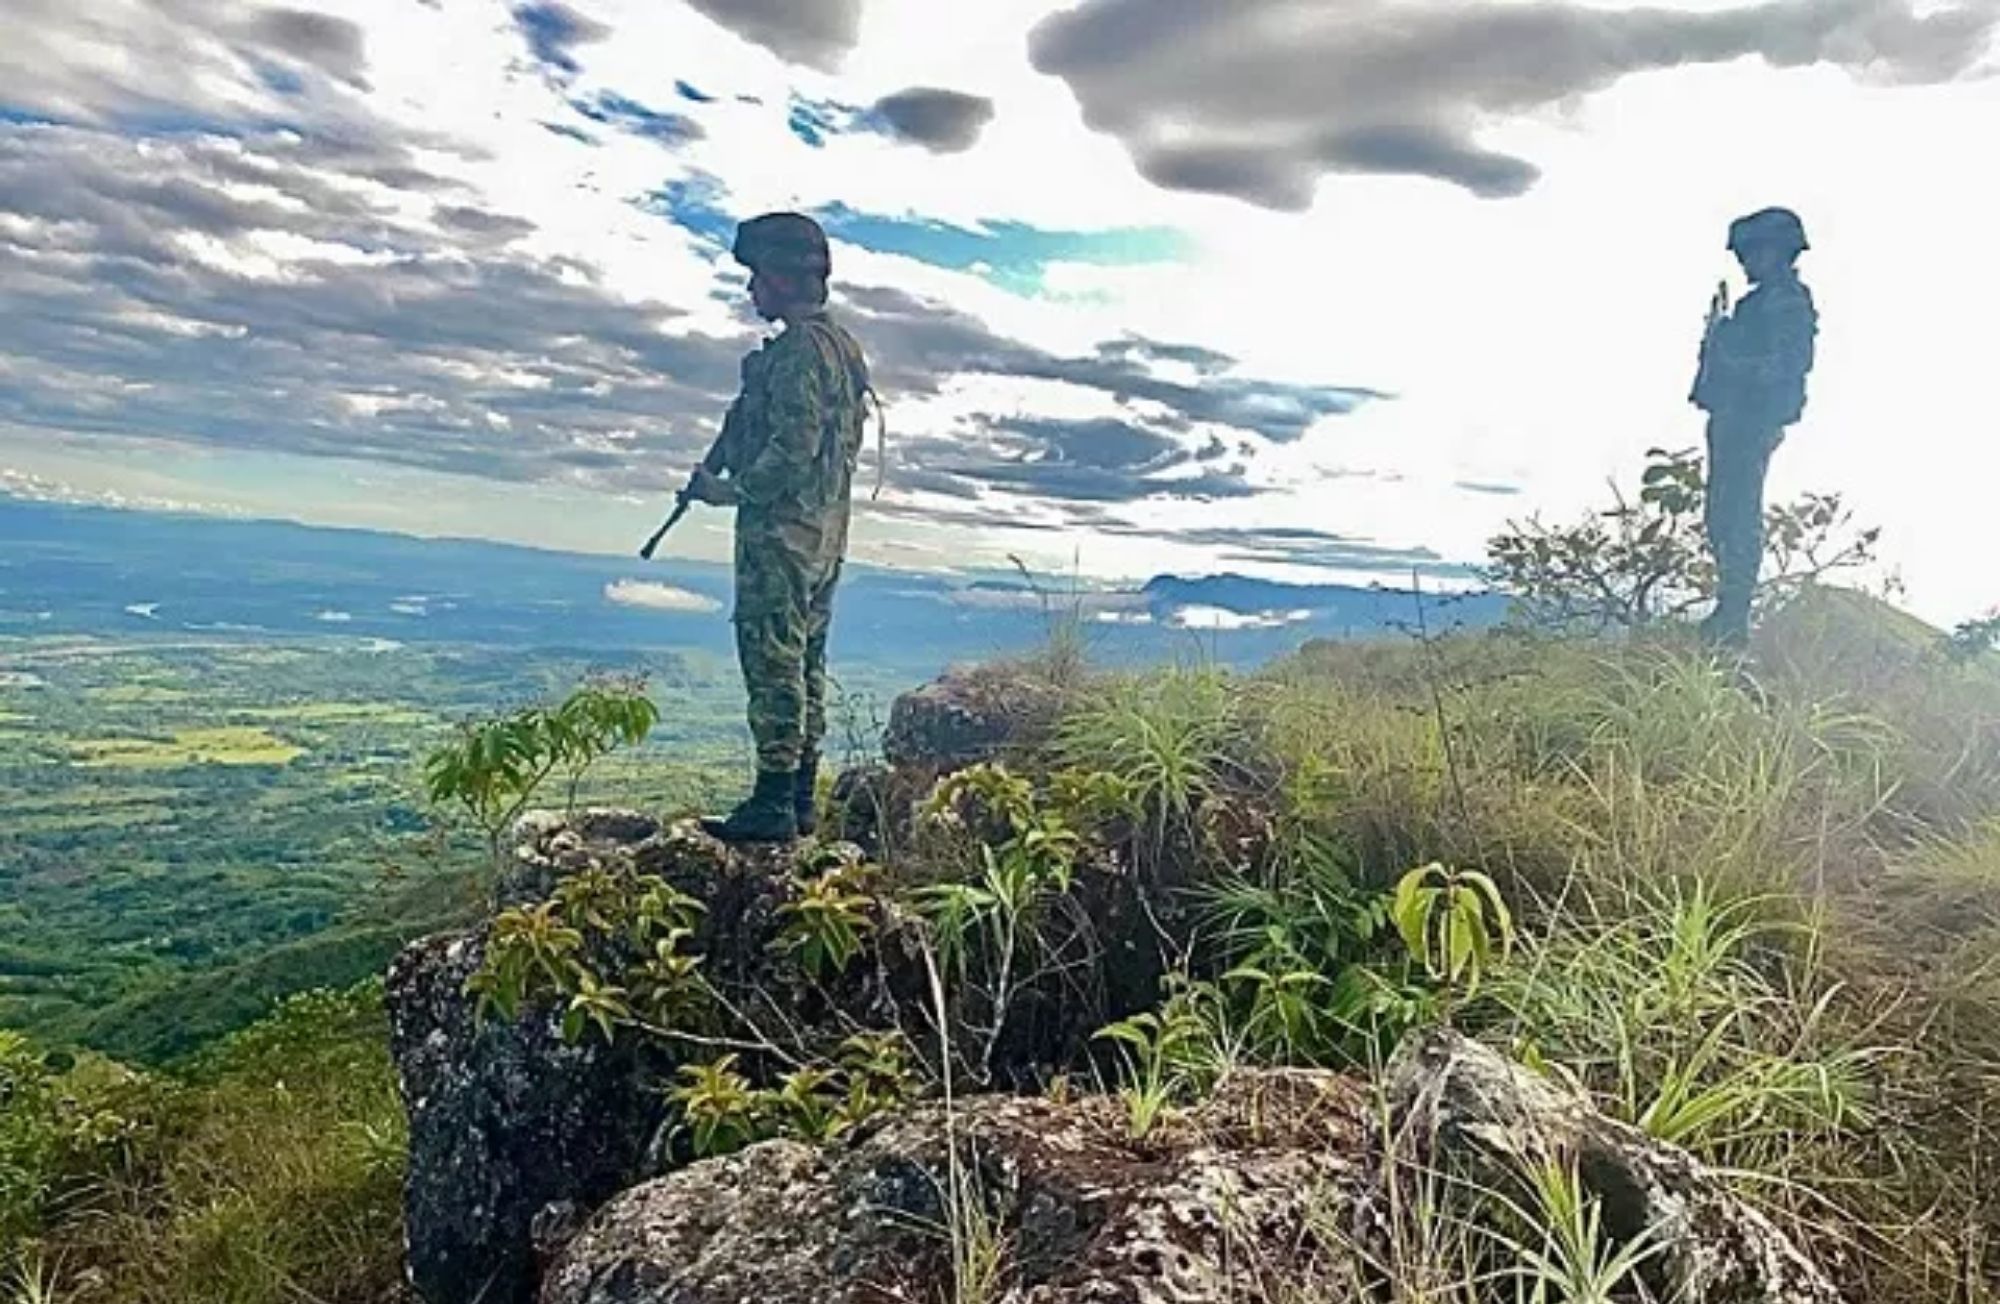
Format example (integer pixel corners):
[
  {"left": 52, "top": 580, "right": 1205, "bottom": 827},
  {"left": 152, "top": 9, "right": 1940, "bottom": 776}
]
[
  {"left": 706, "top": 309, "right": 871, "bottom": 613},
  {"left": 1692, "top": 274, "right": 1818, "bottom": 429}
]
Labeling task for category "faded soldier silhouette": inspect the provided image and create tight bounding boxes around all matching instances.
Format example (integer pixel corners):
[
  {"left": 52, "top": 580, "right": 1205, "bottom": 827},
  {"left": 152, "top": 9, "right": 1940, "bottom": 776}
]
[
  {"left": 683, "top": 213, "right": 872, "bottom": 842},
  {"left": 1689, "top": 207, "right": 1819, "bottom": 647}
]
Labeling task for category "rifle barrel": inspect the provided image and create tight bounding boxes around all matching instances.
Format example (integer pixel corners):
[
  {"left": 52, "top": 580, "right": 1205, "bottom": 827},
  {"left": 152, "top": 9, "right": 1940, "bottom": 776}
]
[{"left": 638, "top": 493, "right": 691, "bottom": 560}]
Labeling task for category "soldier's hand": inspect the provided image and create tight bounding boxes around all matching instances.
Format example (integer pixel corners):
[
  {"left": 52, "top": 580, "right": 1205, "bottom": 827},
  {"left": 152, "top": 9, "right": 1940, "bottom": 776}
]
[{"left": 686, "top": 465, "right": 736, "bottom": 506}]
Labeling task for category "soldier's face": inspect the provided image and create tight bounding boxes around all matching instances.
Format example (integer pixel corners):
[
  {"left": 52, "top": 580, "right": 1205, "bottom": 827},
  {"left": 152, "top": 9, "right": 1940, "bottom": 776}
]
[
  {"left": 1734, "top": 243, "right": 1790, "bottom": 284},
  {"left": 749, "top": 269, "right": 782, "bottom": 320}
]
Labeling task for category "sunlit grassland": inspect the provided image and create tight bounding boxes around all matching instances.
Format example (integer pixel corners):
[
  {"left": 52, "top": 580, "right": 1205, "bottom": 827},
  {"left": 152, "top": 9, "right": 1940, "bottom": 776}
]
[{"left": 67, "top": 726, "right": 307, "bottom": 769}]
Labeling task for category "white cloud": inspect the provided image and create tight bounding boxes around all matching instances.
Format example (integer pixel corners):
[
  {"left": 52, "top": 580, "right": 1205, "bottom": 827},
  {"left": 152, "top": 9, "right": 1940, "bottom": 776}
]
[
  {"left": 1168, "top": 605, "right": 1314, "bottom": 632},
  {"left": 603, "top": 578, "right": 723, "bottom": 613}
]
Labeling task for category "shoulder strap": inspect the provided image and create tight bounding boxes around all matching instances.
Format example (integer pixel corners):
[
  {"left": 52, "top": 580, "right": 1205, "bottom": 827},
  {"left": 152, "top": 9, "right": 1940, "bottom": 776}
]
[{"left": 801, "top": 318, "right": 886, "bottom": 500}]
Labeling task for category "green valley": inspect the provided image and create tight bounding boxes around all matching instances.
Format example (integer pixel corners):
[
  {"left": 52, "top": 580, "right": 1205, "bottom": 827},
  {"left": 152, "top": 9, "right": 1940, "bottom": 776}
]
[{"left": 0, "top": 635, "right": 905, "bottom": 1061}]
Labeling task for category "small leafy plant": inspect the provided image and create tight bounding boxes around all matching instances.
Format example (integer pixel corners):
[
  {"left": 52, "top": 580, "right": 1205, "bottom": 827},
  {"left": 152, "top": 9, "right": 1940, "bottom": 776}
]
[
  {"left": 1486, "top": 447, "right": 1879, "bottom": 634},
  {"left": 668, "top": 1055, "right": 763, "bottom": 1158},
  {"left": 1094, "top": 977, "right": 1225, "bottom": 1140},
  {"left": 422, "top": 677, "right": 659, "bottom": 871},
  {"left": 466, "top": 870, "right": 705, "bottom": 1041},
  {"left": 666, "top": 1033, "right": 921, "bottom": 1160},
  {"left": 1391, "top": 862, "right": 1515, "bottom": 1019},
  {"left": 776, "top": 863, "right": 877, "bottom": 980}
]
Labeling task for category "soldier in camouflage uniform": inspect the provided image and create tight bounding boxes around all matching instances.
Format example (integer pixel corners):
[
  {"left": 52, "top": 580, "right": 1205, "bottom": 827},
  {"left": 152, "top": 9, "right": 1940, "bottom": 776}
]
[
  {"left": 1689, "top": 207, "right": 1819, "bottom": 648},
  {"left": 685, "top": 212, "right": 872, "bottom": 842}
]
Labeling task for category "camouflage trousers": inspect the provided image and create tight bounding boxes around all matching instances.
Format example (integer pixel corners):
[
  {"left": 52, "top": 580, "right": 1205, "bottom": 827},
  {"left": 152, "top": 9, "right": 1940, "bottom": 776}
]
[
  {"left": 734, "top": 537, "right": 842, "bottom": 775},
  {"left": 1703, "top": 415, "right": 1781, "bottom": 641}
]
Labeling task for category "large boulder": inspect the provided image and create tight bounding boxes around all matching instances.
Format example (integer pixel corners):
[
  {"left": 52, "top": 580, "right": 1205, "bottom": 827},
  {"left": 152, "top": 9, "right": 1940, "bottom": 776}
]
[
  {"left": 835, "top": 664, "right": 1067, "bottom": 859},
  {"left": 541, "top": 1071, "right": 1373, "bottom": 1304},
  {"left": 388, "top": 810, "right": 821, "bottom": 1304},
  {"left": 539, "top": 1036, "right": 1846, "bottom": 1304},
  {"left": 388, "top": 929, "right": 661, "bottom": 1304},
  {"left": 881, "top": 664, "right": 1062, "bottom": 773},
  {"left": 1379, "top": 1029, "right": 1844, "bottom": 1304}
]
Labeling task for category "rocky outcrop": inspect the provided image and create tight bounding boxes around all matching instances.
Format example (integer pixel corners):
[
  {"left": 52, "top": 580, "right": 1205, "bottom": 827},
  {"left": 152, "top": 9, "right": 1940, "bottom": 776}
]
[
  {"left": 541, "top": 1072, "right": 1373, "bottom": 1304},
  {"left": 881, "top": 664, "right": 1062, "bottom": 773},
  {"left": 388, "top": 928, "right": 661, "bottom": 1304},
  {"left": 386, "top": 813, "right": 676, "bottom": 1304},
  {"left": 540, "top": 1037, "right": 1846, "bottom": 1304},
  {"left": 390, "top": 672, "right": 1845, "bottom": 1304},
  {"left": 388, "top": 810, "right": 838, "bottom": 1304},
  {"left": 1380, "top": 1030, "right": 1844, "bottom": 1304},
  {"left": 388, "top": 799, "right": 1175, "bottom": 1303}
]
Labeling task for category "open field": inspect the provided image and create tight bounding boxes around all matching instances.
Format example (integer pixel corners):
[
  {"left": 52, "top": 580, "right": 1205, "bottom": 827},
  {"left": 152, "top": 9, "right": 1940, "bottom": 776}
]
[{"left": 69, "top": 725, "right": 308, "bottom": 769}]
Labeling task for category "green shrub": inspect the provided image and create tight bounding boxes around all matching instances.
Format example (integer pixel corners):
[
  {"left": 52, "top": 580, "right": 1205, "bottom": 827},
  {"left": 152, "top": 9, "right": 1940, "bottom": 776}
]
[{"left": 22, "top": 985, "right": 406, "bottom": 1304}]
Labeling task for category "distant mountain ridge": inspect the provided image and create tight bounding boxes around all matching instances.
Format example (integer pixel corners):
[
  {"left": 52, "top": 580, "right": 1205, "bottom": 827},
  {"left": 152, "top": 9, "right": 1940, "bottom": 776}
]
[{"left": 0, "top": 496, "right": 1502, "bottom": 671}]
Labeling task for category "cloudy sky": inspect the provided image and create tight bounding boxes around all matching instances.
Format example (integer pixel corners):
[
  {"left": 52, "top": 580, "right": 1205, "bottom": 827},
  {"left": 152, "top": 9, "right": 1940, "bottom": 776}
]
[{"left": 2, "top": 0, "right": 1996, "bottom": 622}]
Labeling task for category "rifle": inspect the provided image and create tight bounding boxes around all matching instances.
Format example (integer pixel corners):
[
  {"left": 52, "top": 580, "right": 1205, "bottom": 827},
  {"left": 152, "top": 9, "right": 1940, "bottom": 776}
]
[
  {"left": 1690, "top": 278, "right": 1732, "bottom": 407},
  {"left": 638, "top": 485, "right": 693, "bottom": 561}
]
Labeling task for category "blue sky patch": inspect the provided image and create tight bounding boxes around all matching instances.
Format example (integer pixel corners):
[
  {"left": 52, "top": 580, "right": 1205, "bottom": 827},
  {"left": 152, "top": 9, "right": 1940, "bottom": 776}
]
[
  {"left": 642, "top": 185, "right": 1191, "bottom": 295},
  {"left": 815, "top": 205, "right": 1193, "bottom": 294},
  {"left": 513, "top": 3, "right": 596, "bottom": 77},
  {"left": 788, "top": 107, "right": 829, "bottom": 148},
  {"left": 572, "top": 93, "right": 702, "bottom": 147},
  {"left": 540, "top": 121, "right": 596, "bottom": 145},
  {"left": 787, "top": 97, "right": 856, "bottom": 149},
  {"left": 643, "top": 175, "right": 736, "bottom": 250},
  {"left": 254, "top": 63, "right": 307, "bottom": 97},
  {"left": 676, "top": 80, "right": 715, "bottom": 104}
]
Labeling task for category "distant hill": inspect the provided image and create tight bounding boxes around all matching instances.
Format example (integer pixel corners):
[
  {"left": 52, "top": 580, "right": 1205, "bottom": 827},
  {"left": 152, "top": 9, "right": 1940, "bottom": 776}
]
[{"left": 1139, "top": 573, "right": 1504, "bottom": 634}]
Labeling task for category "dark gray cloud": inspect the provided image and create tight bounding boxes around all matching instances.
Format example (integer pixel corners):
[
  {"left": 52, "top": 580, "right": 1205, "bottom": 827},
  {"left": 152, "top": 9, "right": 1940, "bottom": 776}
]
[
  {"left": 870, "top": 88, "right": 997, "bottom": 153},
  {"left": 0, "top": 0, "right": 373, "bottom": 122},
  {"left": 1094, "top": 336, "right": 1234, "bottom": 377},
  {"left": 249, "top": 9, "right": 371, "bottom": 89},
  {"left": 434, "top": 206, "right": 538, "bottom": 243},
  {"left": 1104, "top": 523, "right": 1478, "bottom": 580},
  {"left": 0, "top": 118, "right": 1374, "bottom": 515},
  {"left": 0, "top": 124, "right": 746, "bottom": 493},
  {"left": 886, "top": 415, "right": 1254, "bottom": 506},
  {"left": 994, "top": 416, "right": 1184, "bottom": 471},
  {"left": 842, "top": 284, "right": 1379, "bottom": 443},
  {"left": 1028, "top": 0, "right": 2000, "bottom": 205},
  {"left": 971, "top": 461, "right": 1255, "bottom": 503},
  {"left": 683, "top": 0, "right": 863, "bottom": 72}
]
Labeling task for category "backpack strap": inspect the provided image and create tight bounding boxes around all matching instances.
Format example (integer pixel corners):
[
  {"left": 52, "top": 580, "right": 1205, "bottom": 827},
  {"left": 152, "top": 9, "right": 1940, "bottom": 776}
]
[{"left": 802, "top": 317, "right": 886, "bottom": 500}]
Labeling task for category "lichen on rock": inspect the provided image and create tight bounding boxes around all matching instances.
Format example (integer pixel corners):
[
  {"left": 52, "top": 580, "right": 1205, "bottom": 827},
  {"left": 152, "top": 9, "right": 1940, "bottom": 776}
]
[{"left": 540, "top": 1079, "right": 1372, "bottom": 1304}]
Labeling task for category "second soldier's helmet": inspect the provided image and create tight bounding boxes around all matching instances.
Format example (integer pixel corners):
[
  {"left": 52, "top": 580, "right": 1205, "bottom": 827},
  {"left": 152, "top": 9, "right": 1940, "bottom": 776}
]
[
  {"left": 732, "top": 212, "right": 831, "bottom": 278},
  {"left": 1727, "top": 207, "right": 1809, "bottom": 258}
]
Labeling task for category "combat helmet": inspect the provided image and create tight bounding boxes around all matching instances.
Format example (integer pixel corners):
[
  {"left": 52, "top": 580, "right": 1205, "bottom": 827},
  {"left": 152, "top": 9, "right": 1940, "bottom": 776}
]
[
  {"left": 732, "top": 211, "right": 831, "bottom": 277},
  {"left": 1727, "top": 207, "right": 1809, "bottom": 258}
]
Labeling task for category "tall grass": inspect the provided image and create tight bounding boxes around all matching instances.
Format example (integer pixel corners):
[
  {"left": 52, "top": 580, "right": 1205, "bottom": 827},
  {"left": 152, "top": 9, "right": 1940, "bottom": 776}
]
[
  {"left": 1080, "top": 592, "right": 2000, "bottom": 1298},
  {"left": 23, "top": 986, "right": 407, "bottom": 1304}
]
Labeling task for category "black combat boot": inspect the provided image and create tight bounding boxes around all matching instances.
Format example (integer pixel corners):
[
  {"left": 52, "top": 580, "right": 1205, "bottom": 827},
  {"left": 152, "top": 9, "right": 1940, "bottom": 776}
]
[
  {"left": 708, "top": 769, "right": 799, "bottom": 844},
  {"left": 794, "top": 750, "right": 821, "bottom": 837}
]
